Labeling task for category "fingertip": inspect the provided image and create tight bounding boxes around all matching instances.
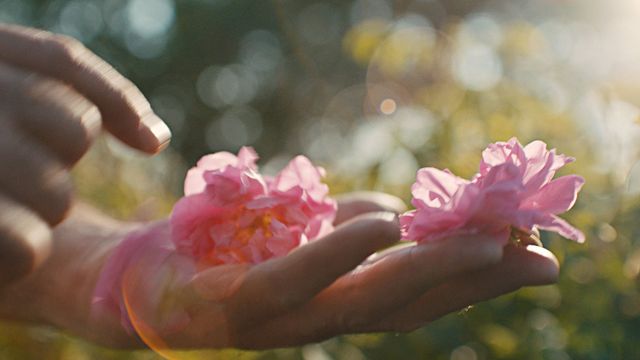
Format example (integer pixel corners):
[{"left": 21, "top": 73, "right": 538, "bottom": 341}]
[
  {"left": 343, "top": 211, "right": 401, "bottom": 247},
  {"left": 336, "top": 192, "right": 407, "bottom": 214},
  {"left": 503, "top": 244, "right": 560, "bottom": 285},
  {"left": 0, "top": 212, "right": 52, "bottom": 285},
  {"left": 43, "top": 169, "right": 74, "bottom": 226},
  {"left": 20, "top": 217, "right": 52, "bottom": 270},
  {"left": 81, "top": 105, "right": 103, "bottom": 140},
  {"left": 362, "top": 192, "right": 407, "bottom": 213},
  {"left": 138, "top": 113, "right": 172, "bottom": 154},
  {"left": 524, "top": 245, "right": 560, "bottom": 284}
]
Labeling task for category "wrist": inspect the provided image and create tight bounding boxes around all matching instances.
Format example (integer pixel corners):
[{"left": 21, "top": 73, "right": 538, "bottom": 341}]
[{"left": 0, "top": 204, "right": 141, "bottom": 346}]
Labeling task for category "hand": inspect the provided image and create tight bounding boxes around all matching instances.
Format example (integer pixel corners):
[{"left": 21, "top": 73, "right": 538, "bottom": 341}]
[
  {"left": 84, "top": 192, "right": 559, "bottom": 350},
  {"left": 0, "top": 24, "right": 171, "bottom": 285},
  {"left": 0, "top": 193, "right": 558, "bottom": 350}
]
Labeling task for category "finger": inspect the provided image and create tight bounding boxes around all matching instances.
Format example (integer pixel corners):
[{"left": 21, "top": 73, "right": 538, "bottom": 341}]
[
  {"left": 204, "top": 212, "right": 400, "bottom": 330},
  {"left": 0, "top": 193, "right": 51, "bottom": 286},
  {"left": 0, "top": 24, "right": 171, "bottom": 153},
  {"left": 371, "top": 244, "right": 559, "bottom": 332},
  {"left": 0, "top": 62, "right": 101, "bottom": 165},
  {"left": 234, "top": 235, "right": 503, "bottom": 349},
  {"left": 334, "top": 191, "right": 407, "bottom": 225},
  {"left": 0, "top": 124, "right": 73, "bottom": 225},
  {"left": 330, "top": 236, "right": 503, "bottom": 329}
]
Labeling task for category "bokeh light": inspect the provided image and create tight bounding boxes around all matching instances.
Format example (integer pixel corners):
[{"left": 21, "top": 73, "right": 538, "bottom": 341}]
[{"left": 4, "top": 0, "right": 640, "bottom": 359}]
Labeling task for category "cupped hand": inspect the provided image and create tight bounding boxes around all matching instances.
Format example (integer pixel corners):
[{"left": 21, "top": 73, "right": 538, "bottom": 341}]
[
  {"left": 0, "top": 24, "right": 171, "bottom": 284},
  {"left": 95, "top": 193, "right": 558, "bottom": 351}
]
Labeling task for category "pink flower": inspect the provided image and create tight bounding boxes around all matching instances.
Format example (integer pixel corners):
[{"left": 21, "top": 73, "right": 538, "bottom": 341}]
[
  {"left": 400, "top": 138, "right": 585, "bottom": 244},
  {"left": 170, "top": 147, "right": 337, "bottom": 266}
]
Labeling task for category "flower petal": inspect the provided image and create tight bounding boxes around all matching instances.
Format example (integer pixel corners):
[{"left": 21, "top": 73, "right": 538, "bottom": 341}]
[
  {"left": 411, "top": 168, "right": 468, "bottom": 209},
  {"left": 170, "top": 193, "right": 225, "bottom": 252},
  {"left": 236, "top": 146, "right": 260, "bottom": 169},
  {"left": 272, "top": 155, "right": 329, "bottom": 199},
  {"left": 522, "top": 175, "right": 585, "bottom": 214},
  {"left": 536, "top": 213, "right": 586, "bottom": 243},
  {"left": 184, "top": 147, "right": 260, "bottom": 196},
  {"left": 184, "top": 167, "right": 206, "bottom": 195},
  {"left": 522, "top": 141, "right": 574, "bottom": 192},
  {"left": 479, "top": 137, "right": 524, "bottom": 175}
]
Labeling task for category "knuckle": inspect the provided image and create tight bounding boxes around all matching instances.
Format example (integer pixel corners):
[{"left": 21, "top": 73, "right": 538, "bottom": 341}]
[
  {"left": 17, "top": 77, "right": 100, "bottom": 163},
  {"left": 0, "top": 206, "right": 52, "bottom": 283},
  {"left": 18, "top": 75, "right": 60, "bottom": 100},
  {"left": 48, "top": 34, "right": 87, "bottom": 71},
  {"left": 41, "top": 170, "right": 74, "bottom": 225},
  {"left": 65, "top": 105, "right": 101, "bottom": 161}
]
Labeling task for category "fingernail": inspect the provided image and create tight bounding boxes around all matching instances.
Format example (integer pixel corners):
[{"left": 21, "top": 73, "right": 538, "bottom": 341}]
[
  {"left": 140, "top": 113, "right": 172, "bottom": 152},
  {"left": 524, "top": 245, "right": 560, "bottom": 284}
]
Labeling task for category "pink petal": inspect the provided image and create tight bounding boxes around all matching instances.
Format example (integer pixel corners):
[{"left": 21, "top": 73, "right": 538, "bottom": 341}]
[
  {"left": 403, "top": 209, "right": 465, "bottom": 241},
  {"left": 170, "top": 194, "right": 225, "bottom": 252},
  {"left": 477, "top": 162, "right": 522, "bottom": 189},
  {"left": 272, "top": 156, "right": 329, "bottom": 200},
  {"left": 522, "top": 141, "right": 574, "bottom": 192},
  {"left": 196, "top": 152, "right": 240, "bottom": 171},
  {"left": 522, "top": 175, "right": 585, "bottom": 214},
  {"left": 265, "top": 219, "right": 298, "bottom": 256},
  {"left": 470, "top": 184, "right": 520, "bottom": 223},
  {"left": 184, "top": 147, "right": 259, "bottom": 196},
  {"left": 184, "top": 167, "right": 207, "bottom": 195},
  {"left": 521, "top": 141, "right": 554, "bottom": 189},
  {"left": 480, "top": 138, "right": 519, "bottom": 173},
  {"left": 202, "top": 167, "right": 267, "bottom": 205},
  {"left": 536, "top": 213, "right": 586, "bottom": 243},
  {"left": 411, "top": 168, "right": 468, "bottom": 209},
  {"left": 523, "top": 140, "right": 547, "bottom": 163},
  {"left": 236, "top": 146, "right": 260, "bottom": 169},
  {"left": 399, "top": 210, "right": 416, "bottom": 238}
]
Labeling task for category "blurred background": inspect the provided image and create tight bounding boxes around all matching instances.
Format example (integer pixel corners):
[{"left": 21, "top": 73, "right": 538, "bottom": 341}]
[{"left": 2, "top": 0, "right": 640, "bottom": 359}]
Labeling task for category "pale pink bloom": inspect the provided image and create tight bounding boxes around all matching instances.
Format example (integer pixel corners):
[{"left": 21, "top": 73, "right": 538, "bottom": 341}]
[
  {"left": 93, "top": 148, "right": 336, "bottom": 333},
  {"left": 171, "top": 147, "right": 337, "bottom": 266},
  {"left": 401, "top": 138, "right": 585, "bottom": 244}
]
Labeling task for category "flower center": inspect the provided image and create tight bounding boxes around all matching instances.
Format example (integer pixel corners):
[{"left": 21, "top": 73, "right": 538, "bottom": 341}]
[{"left": 234, "top": 211, "right": 275, "bottom": 245}]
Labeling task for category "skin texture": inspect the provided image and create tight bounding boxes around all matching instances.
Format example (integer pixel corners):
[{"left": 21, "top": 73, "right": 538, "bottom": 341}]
[{"left": 0, "top": 24, "right": 172, "bottom": 285}]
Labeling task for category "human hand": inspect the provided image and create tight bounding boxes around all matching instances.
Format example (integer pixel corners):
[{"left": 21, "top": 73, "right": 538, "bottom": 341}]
[
  {"left": 87, "top": 192, "right": 558, "bottom": 350},
  {"left": 0, "top": 24, "right": 171, "bottom": 285}
]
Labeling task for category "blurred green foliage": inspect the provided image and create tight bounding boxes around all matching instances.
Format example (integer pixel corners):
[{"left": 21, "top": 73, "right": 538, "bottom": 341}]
[{"left": 2, "top": 0, "right": 640, "bottom": 359}]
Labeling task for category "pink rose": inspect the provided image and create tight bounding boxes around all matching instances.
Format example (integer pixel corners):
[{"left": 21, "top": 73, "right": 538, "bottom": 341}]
[
  {"left": 170, "top": 147, "right": 337, "bottom": 266},
  {"left": 93, "top": 147, "right": 337, "bottom": 332},
  {"left": 400, "top": 138, "right": 585, "bottom": 244}
]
